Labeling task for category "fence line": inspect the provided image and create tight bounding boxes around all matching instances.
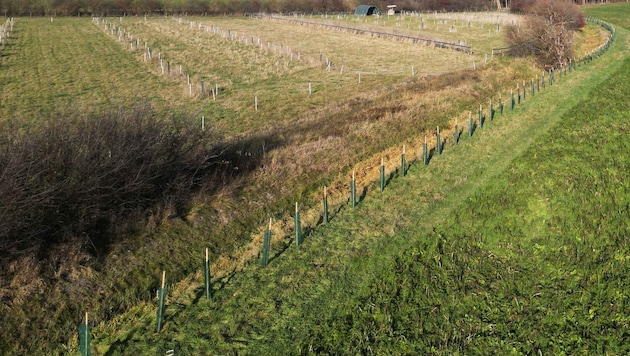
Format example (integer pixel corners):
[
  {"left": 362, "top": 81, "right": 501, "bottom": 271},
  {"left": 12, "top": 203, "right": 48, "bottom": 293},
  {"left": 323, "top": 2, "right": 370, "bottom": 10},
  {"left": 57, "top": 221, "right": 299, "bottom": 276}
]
[{"left": 251, "top": 13, "right": 474, "bottom": 54}]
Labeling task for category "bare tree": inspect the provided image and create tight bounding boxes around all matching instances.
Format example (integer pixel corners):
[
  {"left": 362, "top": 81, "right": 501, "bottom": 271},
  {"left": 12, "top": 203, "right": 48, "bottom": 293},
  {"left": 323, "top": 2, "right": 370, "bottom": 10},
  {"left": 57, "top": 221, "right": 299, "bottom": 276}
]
[{"left": 506, "top": 0, "right": 584, "bottom": 69}]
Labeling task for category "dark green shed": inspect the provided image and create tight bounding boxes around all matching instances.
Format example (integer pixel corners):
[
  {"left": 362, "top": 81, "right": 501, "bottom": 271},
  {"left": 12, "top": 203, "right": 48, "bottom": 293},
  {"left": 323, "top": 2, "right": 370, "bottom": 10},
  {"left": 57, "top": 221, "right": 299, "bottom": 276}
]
[{"left": 354, "top": 5, "right": 379, "bottom": 16}]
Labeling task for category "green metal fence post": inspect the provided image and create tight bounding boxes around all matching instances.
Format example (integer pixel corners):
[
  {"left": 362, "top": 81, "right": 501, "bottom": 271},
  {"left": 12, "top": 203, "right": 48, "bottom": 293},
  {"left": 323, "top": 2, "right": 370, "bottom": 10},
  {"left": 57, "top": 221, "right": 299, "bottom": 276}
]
[
  {"left": 380, "top": 158, "right": 385, "bottom": 192},
  {"left": 478, "top": 105, "right": 484, "bottom": 129},
  {"left": 350, "top": 171, "right": 356, "bottom": 208},
  {"left": 204, "top": 248, "right": 212, "bottom": 297},
  {"left": 78, "top": 313, "right": 91, "bottom": 356},
  {"left": 423, "top": 136, "right": 429, "bottom": 165},
  {"left": 323, "top": 186, "right": 329, "bottom": 223},
  {"left": 262, "top": 220, "right": 271, "bottom": 267},
  {"left": 401, "top": 145, "right": 406, "bottom": 176},
  {"left": 156, "top": 271, "right": 167, "bottom": 332},
  {"left": 436, "top": 128, "right": 442, "bottom": 154},
  {"left": 295, "top": 202, "right": 303, "bottom": 245}
]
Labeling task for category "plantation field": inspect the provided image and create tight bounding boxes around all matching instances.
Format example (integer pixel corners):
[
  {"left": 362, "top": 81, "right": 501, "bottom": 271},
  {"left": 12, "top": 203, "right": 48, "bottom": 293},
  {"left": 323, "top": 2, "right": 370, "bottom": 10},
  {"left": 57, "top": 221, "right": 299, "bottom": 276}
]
[
  {"left": 102, "top": 15, "right": 484, "bottom": 136},
  {"left": 0, "top": 9, "right": 619, "bottom": 355},
  {"left": 0, "top": 18, "right": 186, "bottom": 124},
  {"left": 272, "top": 11, "right": 519, "bottom": 54}
]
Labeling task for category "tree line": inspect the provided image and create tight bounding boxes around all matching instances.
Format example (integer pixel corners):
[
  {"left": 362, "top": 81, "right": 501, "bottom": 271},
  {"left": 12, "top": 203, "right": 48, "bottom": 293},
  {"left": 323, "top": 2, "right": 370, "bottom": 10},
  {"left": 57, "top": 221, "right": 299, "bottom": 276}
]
[{"left": 0, "top": 0, "right": 501, "bottom": 17}]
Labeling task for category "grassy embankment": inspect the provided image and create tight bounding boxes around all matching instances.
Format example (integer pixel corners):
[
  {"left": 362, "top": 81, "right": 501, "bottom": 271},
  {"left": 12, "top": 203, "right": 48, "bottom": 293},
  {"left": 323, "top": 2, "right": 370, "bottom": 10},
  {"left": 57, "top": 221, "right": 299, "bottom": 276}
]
[
  {"left": 84, "top": 6, "right": 628, "bottom": 355},
  {"left": 0, "top": 14, "right": 533, "bottom": 354}
]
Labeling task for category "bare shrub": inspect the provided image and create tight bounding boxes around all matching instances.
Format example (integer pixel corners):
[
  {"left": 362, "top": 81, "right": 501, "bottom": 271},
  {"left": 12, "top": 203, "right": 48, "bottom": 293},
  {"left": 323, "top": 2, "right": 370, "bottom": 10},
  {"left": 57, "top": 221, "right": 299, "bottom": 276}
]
[
  {"left": 506, "top": 0, "right": 585, "bottom": 69},
  {"left": 0, "top": 103, "right": 218, "bottom": 263}
]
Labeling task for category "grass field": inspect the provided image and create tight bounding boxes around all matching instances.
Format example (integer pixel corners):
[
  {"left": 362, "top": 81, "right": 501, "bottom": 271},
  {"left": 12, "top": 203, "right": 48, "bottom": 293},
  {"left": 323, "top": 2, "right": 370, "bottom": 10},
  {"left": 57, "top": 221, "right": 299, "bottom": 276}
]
[
  {"left": 0, "top": 8, "right": 620, "bottom": 355},
  {"left": 0, "top": 18, "right": 187, "bottom": 124},
  {"left": 275, "top": 11, "right": 518, "bottom": 54},
  {"left": 103, "top": 15, "right": 485, "bottom": 137},
  {"left": 73, "top": 7, "right": 628, "bottom": 355}
]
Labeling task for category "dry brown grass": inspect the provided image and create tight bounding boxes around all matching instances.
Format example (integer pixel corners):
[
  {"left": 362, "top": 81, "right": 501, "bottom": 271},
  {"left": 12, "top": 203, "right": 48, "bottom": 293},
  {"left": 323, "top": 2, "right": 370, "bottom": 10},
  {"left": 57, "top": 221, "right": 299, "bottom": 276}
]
[{"left": 574, "top": 22, "right": 611, "bottom": 57}]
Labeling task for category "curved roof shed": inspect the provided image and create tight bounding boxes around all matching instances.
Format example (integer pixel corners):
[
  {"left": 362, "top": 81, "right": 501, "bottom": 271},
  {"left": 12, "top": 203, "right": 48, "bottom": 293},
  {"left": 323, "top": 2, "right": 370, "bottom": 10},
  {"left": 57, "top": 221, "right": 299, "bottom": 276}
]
[{"left": 355, "top": 5, "right": 379, "bottom": 16}]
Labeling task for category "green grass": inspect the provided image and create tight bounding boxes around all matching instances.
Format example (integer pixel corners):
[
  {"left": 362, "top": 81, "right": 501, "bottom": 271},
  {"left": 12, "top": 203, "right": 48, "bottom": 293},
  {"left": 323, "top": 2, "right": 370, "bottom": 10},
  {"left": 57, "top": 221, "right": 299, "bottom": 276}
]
[
  {"left": 85, "top": 6, "right": 630, "bottom": 355},
  {"left": 0, "top": 18, "right": 186, "bottom": 124}
]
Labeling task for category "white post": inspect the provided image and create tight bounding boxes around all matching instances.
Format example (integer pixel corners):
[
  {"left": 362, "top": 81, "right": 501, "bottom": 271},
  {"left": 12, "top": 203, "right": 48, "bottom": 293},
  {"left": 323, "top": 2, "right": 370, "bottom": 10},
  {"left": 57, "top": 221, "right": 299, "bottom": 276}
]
[
  {"left": 358, "top": 72, "right": 361, "bottom": 83},
  {"left": 308, "top": 82, "right": 312, "bottom": 95},
  {"left": 255, "top": 96, "right": 258, "bottom": 111},
  {"left": 202, "top": 116, "right": 205, "bottom": 131}
]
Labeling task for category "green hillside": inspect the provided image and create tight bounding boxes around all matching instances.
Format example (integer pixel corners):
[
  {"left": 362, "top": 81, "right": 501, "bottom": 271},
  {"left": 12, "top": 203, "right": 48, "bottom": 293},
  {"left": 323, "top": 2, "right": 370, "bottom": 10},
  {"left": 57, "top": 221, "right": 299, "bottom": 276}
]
[{"left": 89, "top": 4, "right": 630, "bottom": 355}]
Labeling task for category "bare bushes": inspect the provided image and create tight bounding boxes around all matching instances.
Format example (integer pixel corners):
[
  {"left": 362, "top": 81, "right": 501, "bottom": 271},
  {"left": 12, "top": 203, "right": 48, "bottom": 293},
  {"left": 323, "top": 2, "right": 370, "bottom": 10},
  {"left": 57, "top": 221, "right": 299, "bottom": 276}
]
[
  {"left": 507, "top": 0, "right": 585, "bottom": 69},
  {"left": 0, "top": 104, "right": 218, "bottom": 263}
]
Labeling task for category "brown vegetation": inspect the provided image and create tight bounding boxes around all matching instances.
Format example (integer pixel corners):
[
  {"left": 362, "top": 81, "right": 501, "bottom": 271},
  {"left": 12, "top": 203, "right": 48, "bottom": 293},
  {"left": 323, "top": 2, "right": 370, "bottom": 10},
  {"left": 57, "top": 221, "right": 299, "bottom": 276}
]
[
  {"left": 507, "top": 0, "right": 585, "bottom": 68},
  {"left": 0, "top": 104, "right": 224, "bottom": 264}
]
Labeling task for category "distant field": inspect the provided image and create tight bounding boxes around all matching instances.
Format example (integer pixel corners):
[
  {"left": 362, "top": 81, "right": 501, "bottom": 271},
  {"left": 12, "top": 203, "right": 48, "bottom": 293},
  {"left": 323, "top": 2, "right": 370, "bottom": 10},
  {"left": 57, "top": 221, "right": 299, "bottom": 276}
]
[
  {"left": 0, "top": 16, "right": 487, "bottom": 131},
  {"left": 108, "top": 15, "right": 483, "bottom": 136},
  {"left": 272, "top": 11, "right": 518, "bottom": 53}
]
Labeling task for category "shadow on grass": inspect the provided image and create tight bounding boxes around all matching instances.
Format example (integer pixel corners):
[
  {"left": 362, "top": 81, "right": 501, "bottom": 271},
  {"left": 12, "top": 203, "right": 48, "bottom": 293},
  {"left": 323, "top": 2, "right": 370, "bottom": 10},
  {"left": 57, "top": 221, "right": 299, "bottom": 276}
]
[
  {"left": 427, "top": 147, "right": 436, "bottom": 164},
  {"left": 104, "top": 328, "right": 139, "bottom": 356},
  {"left": 359, "top": 186, "right": 369, "bottom": 204},
  {"left": 268, "top": 239, "right": 293, "bottom": 265}
]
